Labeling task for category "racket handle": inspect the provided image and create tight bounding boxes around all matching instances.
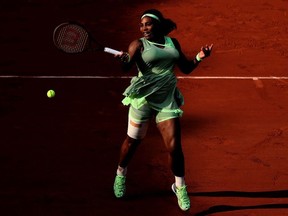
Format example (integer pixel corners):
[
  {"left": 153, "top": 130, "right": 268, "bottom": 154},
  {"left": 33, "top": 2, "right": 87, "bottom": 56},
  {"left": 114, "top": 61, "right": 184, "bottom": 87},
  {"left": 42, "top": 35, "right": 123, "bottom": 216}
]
[{"left": 104, "top": 47, "right": 122, "bottom": 55}]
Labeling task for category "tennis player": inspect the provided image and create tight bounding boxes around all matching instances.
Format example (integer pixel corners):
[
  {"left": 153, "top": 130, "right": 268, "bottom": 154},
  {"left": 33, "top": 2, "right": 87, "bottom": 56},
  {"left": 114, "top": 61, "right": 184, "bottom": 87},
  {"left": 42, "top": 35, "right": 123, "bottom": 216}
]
[{"left": 113, "top": 9, "right": 213, "bottom": 211}]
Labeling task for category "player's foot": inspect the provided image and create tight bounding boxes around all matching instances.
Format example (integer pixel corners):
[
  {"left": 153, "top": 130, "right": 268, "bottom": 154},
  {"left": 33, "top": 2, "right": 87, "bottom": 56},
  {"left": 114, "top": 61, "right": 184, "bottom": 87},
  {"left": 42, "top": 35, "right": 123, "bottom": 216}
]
[
  {"left": 113, "top": 175, "right": 126, "bottom": 198},
  {"left": 171, "top": 183, "right": 190, "bottom": 211}
]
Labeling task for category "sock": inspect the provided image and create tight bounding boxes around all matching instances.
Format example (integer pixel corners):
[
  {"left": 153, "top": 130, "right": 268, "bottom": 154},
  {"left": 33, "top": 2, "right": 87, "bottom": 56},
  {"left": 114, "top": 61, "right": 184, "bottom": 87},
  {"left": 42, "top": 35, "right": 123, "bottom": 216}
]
[
  {"left": 116, "top": 166, "right": 127, "bottom": 176},
  {"left": 175, "top": 176, "right": 185, "bottom": 188}
]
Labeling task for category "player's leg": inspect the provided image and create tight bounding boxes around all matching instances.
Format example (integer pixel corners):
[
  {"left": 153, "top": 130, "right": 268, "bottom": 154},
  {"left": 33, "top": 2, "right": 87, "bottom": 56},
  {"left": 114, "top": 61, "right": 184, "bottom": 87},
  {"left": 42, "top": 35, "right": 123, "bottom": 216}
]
[
  {"left": 157, "top": 117, "right": 190, "bottom": 211},
  {"left": 113, "top": 104, "right": 151, "bottom": 198},
  {"left": 118, "top": 136, "right": 142, "bottom": 170},
  {"left": 114, "top": 135, "right": 142, "bottom": 198},
  {"left": 157, "top": 117, "right": 184, "bottom": 178}
]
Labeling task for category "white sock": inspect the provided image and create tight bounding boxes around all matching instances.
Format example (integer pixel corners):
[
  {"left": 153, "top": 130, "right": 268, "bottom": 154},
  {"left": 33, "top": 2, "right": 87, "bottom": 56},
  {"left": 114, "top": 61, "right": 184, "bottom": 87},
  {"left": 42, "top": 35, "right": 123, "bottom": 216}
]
[
  {"left": 175, "top": 176, "right": 185, "bottom": 188},
  {"left": 116, "top": 166, "right": 127, "bottom": 176}
]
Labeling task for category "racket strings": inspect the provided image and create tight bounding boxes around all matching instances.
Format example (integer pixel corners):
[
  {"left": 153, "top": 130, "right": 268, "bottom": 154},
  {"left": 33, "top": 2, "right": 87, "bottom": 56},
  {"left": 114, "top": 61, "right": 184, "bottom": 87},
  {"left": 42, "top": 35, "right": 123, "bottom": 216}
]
[{"left": 55, "top": 24, "right": 89, "bottom": 53}]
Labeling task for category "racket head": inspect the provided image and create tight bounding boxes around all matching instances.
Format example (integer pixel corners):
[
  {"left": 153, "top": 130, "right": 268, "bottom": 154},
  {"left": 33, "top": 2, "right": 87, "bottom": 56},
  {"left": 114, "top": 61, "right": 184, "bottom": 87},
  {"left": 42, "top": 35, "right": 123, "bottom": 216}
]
[{"left": 53, "top": 22, "right": 94, "bottom": 53}]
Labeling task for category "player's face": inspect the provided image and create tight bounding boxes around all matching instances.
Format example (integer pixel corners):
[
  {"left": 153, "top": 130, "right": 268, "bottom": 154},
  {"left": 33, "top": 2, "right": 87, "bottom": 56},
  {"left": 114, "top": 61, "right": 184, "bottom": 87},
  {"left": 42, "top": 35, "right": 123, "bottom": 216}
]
[{"left": 140, "top": 17, "right": 159, "bottom": 40}]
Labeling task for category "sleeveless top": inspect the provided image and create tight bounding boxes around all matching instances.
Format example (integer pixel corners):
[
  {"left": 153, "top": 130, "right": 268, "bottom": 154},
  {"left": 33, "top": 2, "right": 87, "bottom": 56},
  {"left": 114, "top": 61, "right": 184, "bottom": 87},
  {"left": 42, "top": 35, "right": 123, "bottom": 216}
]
[{"left": 122, "top": 36, "right": 184, "bottom": 114}]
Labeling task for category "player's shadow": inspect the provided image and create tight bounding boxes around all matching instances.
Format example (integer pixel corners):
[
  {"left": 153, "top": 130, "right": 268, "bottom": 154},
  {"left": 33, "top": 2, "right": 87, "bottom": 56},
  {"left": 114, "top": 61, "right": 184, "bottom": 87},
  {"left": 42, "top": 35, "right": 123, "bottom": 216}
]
[
  {"left": 181, "top": 113, "right": 220, "bottom": 136},
  {"left": 191, "top": 190, "right": 288, "bottom": 216}
]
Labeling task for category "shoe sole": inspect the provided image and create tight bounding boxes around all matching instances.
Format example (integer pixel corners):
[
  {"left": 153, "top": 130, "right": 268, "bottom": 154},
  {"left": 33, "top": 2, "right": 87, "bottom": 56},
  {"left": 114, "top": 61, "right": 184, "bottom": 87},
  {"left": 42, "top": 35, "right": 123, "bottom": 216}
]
[{"left": 171, "top": 183, "right": 177, "bottom": 194}]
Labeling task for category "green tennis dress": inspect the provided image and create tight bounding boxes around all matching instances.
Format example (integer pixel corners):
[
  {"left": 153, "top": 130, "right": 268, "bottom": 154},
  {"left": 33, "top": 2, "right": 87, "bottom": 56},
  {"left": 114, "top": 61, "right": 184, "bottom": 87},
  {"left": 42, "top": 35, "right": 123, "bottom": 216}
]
[{"left": 122, "top": 36, "right": 184, "bottom": 116}]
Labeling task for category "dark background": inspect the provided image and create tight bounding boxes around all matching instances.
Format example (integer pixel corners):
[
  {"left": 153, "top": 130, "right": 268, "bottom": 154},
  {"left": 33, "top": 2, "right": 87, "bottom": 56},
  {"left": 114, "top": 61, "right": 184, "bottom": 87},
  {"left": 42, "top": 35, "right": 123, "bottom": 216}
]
[{"left": 1, "top": 0, "right": 288, "bottom": 215}]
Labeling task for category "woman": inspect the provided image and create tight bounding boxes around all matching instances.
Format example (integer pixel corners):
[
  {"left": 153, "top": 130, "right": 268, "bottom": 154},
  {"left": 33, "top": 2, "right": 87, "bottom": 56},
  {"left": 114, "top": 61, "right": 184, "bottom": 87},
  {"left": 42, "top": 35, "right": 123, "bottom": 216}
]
[{"left": 113, "top": 9, "right": 213, "bottom": 211}]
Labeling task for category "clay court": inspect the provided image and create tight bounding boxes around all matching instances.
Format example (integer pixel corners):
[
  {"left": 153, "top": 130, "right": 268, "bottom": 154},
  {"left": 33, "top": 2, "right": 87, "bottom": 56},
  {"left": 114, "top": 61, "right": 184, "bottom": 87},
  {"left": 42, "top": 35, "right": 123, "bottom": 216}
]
[{"left": 1, "top": 0, "right": 288, "bottom": 215}]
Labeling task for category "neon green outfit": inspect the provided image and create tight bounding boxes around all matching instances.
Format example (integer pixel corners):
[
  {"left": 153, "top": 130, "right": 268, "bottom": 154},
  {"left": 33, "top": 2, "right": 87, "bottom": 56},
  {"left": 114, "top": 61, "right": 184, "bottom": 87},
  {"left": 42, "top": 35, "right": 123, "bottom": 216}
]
[{"left": 122, "top": 36, "right": 184, "bottom": 123}]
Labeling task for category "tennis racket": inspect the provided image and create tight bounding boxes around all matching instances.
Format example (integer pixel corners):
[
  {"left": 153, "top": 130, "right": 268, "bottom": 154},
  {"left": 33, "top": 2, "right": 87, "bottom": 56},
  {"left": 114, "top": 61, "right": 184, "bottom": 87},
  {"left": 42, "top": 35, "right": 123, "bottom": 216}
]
[{"left": 53, "top": 22, "right": 121, "bottom": 55}]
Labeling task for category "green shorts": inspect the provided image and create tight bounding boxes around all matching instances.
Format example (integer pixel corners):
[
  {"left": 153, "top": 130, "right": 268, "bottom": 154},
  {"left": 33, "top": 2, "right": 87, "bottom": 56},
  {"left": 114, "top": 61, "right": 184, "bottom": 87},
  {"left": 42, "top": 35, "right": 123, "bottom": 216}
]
[
  {"left": 127, "top": 103, "right": 182, "bottom": 139},
  {"left": 129, "top": 103, "right": 182, "bottom": 124}
]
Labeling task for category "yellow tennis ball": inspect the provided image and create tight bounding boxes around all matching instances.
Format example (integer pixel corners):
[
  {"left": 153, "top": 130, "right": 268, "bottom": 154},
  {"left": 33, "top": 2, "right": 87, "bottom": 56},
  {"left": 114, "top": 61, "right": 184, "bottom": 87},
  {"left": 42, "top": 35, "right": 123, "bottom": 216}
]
[{"left": 47, "top": 89, "right": 55, "bottom": 98}]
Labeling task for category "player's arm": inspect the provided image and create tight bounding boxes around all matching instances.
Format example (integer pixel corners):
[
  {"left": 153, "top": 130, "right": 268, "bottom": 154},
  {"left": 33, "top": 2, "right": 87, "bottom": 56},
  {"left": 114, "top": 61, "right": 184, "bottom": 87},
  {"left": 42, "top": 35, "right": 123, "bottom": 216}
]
[
  {"left": 116, "top": 39, "right": 142, "bottom": 72},
  {"left": 172, "top": 38, "right": 213, "bottom": 74}
]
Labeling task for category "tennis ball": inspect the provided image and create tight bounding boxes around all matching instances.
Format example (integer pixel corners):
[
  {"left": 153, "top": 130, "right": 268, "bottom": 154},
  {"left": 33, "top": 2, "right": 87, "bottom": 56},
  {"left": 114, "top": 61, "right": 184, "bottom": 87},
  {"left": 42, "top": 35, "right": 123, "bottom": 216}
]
[{"left": 47, "top": 89, "right": 56, "bottom": 98}]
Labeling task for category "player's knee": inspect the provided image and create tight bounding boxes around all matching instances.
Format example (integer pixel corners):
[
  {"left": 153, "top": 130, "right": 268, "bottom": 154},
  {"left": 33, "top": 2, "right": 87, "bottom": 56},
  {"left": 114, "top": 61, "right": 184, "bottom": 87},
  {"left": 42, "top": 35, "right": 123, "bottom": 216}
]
[
  {"left": 166, "top": 137, "right": 177, "bottom": 152},
  {"left": 126, "top": 135, "right": 142, "bottom": 146}
]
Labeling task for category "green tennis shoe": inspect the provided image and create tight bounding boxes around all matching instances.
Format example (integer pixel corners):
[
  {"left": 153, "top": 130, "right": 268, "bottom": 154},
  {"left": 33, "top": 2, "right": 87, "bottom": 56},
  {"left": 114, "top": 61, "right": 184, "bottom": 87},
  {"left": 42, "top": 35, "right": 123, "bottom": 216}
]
[
  {"left": 113, "top": 175, "right": 126, "bottom": 198},
  {"left": 172, "top": 183, "right": 190, "bottom": 211}
]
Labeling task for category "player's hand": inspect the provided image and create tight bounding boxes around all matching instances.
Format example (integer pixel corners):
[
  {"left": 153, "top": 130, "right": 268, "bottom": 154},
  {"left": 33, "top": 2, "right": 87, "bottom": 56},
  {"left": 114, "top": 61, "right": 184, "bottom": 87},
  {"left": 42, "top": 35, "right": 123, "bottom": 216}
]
[
  {"left": 198, "top": 44, "right": 213, "bottom": 59},
  {"left": 115, "top": 51, "right": 130, "bottom": 63}
]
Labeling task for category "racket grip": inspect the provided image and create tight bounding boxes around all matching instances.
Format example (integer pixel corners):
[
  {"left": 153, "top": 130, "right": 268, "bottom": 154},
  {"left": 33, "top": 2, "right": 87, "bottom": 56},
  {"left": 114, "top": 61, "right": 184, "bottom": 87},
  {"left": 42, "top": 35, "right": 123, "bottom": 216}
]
[{"left": 104, "top": 47, "right": 122, "bottom": 55}]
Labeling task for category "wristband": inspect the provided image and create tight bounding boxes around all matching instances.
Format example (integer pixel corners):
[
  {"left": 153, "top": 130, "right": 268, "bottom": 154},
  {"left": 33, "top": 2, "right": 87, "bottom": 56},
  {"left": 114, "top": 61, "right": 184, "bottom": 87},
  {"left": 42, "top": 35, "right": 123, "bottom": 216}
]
[{"left": 196, "top": 53, "right": 202, "bottom": 62}]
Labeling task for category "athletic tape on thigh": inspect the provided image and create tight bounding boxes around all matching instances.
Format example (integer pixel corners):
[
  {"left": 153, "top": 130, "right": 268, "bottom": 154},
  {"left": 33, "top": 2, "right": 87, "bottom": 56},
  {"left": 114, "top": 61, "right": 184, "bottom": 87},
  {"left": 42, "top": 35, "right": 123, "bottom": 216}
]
[
  {"left": 127, "top": 116, "right": 149, "bottom": 139},
  {"left": 127, "top": 105, "right": 151, "bottom": 139}
]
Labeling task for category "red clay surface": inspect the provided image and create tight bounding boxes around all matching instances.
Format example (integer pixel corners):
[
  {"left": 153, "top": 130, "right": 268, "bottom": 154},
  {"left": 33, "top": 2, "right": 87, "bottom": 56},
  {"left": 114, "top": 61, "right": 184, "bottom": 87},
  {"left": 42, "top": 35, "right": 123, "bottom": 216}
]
[{"left": 1, "top": 0, "right": 288, "bottom": 215}]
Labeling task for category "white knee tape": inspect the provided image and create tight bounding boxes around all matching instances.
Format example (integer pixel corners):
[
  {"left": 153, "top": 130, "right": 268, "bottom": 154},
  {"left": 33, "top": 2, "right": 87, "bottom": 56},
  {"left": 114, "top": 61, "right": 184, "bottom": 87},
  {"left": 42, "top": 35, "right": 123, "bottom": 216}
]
[{"left": 127, "top": 119, "right": 149, "bottom": 140}]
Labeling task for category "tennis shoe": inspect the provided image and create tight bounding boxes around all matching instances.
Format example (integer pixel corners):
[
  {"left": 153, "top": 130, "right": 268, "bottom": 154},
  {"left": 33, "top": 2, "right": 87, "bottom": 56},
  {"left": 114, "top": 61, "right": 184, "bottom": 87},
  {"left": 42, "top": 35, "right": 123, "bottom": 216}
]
[
  {"left": 172, "top": 183, "right": 190, "bottom": 211},
  {"left": 113, "top": 175, "right": 126, "bottom": 198}
]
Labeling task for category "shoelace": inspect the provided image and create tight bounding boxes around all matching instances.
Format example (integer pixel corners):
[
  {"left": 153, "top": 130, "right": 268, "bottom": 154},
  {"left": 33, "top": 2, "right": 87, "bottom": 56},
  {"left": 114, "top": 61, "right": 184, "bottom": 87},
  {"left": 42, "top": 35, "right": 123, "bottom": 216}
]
[
  {"left": 177, "top": 187, "right": 189, "bottom": 203},
  {"left": 115, "top": 177, "right": 125, "bottom": 189}
]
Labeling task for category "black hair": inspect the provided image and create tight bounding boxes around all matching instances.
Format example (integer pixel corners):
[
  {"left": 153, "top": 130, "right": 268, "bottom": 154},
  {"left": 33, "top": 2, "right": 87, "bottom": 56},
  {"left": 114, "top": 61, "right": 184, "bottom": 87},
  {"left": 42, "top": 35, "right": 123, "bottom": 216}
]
[{"left": 141, "top": 9, "right": 177, "bottom": 35}]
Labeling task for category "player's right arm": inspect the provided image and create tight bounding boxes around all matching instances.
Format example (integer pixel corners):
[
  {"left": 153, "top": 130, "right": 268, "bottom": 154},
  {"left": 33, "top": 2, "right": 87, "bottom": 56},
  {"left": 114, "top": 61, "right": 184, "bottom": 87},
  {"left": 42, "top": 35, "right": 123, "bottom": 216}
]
[{"left": 117, "top": 39, "right": 143, "bottom": 72}]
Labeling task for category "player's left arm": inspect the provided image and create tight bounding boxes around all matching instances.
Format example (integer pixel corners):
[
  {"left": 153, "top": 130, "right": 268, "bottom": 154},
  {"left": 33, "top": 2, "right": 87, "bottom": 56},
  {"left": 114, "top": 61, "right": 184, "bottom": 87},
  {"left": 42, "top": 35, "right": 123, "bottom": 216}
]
[{"left": 172, "top": 38, "right": 213, "bottom": 74}]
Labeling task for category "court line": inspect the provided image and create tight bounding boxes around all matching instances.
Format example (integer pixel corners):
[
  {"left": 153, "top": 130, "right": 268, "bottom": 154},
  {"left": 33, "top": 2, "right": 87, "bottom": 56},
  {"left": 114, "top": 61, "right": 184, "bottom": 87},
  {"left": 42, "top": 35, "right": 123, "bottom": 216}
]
[{"left": 0, "top": 75, "right": 288, "bottom": 80}]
